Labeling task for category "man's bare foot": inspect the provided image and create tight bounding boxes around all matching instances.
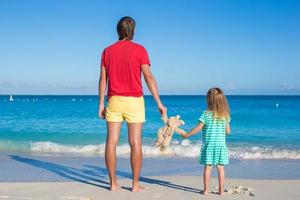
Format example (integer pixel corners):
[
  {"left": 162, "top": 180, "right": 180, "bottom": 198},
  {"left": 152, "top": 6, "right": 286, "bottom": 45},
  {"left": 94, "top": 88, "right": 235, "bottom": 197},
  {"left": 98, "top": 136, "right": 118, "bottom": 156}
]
[
  {"left": 218, "top": 190, "right": 225, "bottom": 195},
  {"left": 201, "top": 190, "right": 209, "bottom": 195},
  {"left": 132, "top": 183, "right": 144, "bottom": 192},
  {"left": 110, "top": 183, "right": 120, "bottom": 191}
]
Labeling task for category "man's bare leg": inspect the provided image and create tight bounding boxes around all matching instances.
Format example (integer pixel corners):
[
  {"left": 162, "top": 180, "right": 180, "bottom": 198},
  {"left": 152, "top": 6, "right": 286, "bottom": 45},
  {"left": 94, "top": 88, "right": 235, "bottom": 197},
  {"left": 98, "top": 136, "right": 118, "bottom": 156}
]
[
  {"left": 127, "top": 123, "right": 143, "bottom": 192},
  {"left": 105, "top": 122, "right": 122, "bottom": 191}
]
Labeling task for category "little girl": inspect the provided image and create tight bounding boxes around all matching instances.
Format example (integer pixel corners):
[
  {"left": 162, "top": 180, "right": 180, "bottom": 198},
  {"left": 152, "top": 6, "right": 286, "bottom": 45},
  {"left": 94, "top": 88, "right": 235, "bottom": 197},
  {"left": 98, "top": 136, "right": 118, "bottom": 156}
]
[{"left": 180, "top": 87, "right": 231, "bottom": 195}]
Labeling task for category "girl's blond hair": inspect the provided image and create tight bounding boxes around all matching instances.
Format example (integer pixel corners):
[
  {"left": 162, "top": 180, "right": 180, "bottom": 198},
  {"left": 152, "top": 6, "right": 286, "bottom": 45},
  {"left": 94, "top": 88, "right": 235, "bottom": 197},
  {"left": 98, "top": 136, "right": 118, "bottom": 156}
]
[{"left": 207, "top": 87, "right": 230, "bottom": 120}]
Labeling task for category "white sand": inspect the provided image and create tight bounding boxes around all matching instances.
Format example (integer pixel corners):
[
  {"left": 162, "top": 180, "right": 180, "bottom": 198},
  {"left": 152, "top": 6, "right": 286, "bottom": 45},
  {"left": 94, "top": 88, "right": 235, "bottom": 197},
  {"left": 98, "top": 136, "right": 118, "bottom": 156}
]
[{"left": 0, "top": 176, "right": 299, "bottom": 200}]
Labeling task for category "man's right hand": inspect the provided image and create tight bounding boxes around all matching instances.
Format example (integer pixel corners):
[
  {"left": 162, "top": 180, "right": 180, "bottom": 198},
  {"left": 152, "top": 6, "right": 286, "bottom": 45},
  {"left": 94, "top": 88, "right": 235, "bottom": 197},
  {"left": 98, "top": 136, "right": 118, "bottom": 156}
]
[
  {"left": 158, "top": 103, "right": 167, "bottom": 117},
  {"left": 99, "top": 104, "right": 106, "bottom": 119}
]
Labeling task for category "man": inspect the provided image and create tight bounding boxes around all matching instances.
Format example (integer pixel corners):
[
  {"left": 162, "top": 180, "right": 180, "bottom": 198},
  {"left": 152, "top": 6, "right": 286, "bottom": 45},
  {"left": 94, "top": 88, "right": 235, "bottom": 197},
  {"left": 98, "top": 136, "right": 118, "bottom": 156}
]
[{"left": 99, "top": 16, "right": 166, "bottom": 192}]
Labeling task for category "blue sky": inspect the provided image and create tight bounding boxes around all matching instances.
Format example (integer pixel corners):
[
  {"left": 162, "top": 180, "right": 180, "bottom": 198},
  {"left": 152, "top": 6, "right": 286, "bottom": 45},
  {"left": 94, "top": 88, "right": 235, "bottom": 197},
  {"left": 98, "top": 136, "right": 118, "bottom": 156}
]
[{"left": 0, "top": 0, "right": 299, "bottom": 95}]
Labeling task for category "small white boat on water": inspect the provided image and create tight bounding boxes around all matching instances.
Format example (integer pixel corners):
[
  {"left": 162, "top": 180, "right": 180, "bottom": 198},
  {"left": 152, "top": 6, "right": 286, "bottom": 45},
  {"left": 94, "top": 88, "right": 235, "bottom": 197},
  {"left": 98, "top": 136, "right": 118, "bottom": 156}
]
[{"left": 9, "top": 95, "right": 14, "bottom": 101}]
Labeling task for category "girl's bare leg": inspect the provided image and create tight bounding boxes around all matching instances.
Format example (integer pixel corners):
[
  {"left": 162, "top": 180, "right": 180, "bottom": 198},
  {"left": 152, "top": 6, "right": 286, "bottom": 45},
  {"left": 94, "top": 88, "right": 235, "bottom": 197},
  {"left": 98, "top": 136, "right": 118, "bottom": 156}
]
[
  {"left": 203, "top": 165, "right": 212, "bottom": 195},
  {"left": 217, "top": 165, "right": 225, "bottom": 195}
]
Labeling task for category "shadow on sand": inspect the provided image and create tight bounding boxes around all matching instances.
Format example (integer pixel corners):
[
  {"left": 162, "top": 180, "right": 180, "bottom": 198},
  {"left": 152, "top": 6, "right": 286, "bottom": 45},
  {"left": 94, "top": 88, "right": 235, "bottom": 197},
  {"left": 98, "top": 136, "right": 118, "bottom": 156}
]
[{"left": 10, "top": 155, "right": 200, "bottom": 193}]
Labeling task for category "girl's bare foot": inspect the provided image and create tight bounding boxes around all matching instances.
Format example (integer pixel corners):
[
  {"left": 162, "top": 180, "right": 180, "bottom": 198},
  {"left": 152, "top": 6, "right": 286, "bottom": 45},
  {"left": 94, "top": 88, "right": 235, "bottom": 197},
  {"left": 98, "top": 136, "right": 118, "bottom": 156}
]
[
  {"left": 110, "top": 183, "right": 120, "bottom": 191},
  {"left": 218, "top": 190, "right": 225, "bottom": 195},
  {"left": 201, "top": 190, "right": 209, "bottom": 195}
]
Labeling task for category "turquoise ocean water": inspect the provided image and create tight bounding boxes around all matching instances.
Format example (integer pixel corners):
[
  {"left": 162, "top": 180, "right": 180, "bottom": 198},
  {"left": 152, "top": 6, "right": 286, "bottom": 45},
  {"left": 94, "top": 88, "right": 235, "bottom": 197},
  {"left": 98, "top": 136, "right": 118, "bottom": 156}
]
[{"left": 0, "top": 95, "right": 299, "bottom": 159}]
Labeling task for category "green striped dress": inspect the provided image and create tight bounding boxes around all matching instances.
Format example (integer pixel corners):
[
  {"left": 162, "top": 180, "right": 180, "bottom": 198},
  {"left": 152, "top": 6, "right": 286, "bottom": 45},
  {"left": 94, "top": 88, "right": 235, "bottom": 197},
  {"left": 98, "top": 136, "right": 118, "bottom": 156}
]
[{"left": 198, "top": 111, "right": 230, "bottom": 165}]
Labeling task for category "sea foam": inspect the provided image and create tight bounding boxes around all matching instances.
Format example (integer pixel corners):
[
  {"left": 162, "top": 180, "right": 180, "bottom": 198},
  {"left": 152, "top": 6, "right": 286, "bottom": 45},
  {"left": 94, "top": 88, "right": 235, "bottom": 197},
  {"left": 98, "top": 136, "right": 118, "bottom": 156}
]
[{"left": 30, "top": 141, "right": 300, "bottom": 160}]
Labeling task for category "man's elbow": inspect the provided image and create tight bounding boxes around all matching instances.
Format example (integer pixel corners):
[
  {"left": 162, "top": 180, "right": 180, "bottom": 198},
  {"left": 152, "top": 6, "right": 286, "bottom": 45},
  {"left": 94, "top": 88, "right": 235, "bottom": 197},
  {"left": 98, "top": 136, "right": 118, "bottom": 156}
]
[
  {"left": 99, "top": 77, "right": 107, "bottom": 88},
  {"left": 144, "top": 74, "right": 155, "bottom": 84}
]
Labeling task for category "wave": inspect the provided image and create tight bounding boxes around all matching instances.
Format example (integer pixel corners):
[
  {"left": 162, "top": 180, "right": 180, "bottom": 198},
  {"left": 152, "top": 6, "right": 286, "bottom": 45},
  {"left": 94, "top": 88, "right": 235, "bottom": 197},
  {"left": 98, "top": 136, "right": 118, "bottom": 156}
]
[
  {"left": 29, "top": 141, "right": 300, "bottom": 160},
  {"left": 229, "top": 146, "right": 300, "bottom": 160}
]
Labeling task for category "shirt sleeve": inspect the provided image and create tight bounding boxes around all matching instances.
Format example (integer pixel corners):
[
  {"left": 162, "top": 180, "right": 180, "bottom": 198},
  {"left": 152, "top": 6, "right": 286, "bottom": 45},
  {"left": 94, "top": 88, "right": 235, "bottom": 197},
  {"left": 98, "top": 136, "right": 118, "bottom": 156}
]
[
  {"left": 199, "top": 111, "right": 207, "bottom": 124},
  {"left": 140, "top": 46, "right": 150, "bottom": 66}
]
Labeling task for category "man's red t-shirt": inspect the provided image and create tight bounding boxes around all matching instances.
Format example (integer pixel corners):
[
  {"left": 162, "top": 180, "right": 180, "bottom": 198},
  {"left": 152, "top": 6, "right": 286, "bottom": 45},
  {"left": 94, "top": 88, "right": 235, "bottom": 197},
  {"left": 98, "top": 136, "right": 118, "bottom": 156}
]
[{"left": 101, "top": 40, "right": 150, "bottom": 98}]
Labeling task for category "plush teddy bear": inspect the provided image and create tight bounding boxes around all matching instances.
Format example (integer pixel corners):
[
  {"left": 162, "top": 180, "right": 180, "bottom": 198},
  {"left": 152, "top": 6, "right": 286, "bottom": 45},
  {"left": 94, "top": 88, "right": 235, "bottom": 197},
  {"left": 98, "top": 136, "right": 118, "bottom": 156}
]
[{"left": 155, "top": 115, "right": 185, "bottom": 151}]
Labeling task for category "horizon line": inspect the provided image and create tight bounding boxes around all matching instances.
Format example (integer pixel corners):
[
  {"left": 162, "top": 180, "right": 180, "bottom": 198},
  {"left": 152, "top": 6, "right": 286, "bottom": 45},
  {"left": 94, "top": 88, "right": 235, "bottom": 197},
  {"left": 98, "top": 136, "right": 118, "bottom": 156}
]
[{"left": 1, "top": 94, "right": 300, "bottom": 96}]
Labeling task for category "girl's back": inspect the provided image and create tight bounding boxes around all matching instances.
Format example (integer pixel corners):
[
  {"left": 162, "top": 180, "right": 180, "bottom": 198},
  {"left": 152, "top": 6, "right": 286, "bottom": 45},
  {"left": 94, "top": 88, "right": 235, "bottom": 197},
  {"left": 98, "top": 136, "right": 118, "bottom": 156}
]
[{"left": 200, "top": 111, "right": 229, "bottom": 146}]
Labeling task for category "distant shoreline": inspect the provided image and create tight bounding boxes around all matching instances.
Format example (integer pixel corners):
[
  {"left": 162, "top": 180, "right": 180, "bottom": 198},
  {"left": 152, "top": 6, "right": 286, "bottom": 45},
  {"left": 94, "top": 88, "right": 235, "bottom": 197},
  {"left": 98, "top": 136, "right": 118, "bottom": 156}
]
[{"left": 1, "top": 94, "right": 300, "bottom": 97}]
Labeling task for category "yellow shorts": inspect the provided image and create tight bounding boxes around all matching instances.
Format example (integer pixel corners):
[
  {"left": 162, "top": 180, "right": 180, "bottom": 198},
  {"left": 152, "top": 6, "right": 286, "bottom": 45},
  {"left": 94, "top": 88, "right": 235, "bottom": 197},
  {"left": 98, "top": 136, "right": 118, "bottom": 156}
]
[{"left": 105, "top": 96, "right": 145, "bottom": 123}]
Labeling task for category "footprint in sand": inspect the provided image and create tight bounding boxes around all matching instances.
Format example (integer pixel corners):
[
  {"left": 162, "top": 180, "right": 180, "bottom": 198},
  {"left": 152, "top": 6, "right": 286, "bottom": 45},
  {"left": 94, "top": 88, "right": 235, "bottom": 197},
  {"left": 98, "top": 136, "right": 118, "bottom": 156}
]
[
  {"left": 60, "top": 196, "right": 90, "bottom": 200},
  {"left": 152, "top": 193, "right": 163, "bottom": 199}
]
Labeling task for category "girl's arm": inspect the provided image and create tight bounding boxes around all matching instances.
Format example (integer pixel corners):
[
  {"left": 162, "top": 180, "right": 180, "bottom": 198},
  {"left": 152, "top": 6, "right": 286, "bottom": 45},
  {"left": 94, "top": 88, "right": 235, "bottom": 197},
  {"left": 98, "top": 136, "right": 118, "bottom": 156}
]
[
  {"left": 181, "top": 122, "right": 204, "bottom": 138},
  {"left": 98, "top": 66, "right": 107, "bottom": 119},
  {"left": 226, "top": 123, "right": 231, "bottom": 135}
]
